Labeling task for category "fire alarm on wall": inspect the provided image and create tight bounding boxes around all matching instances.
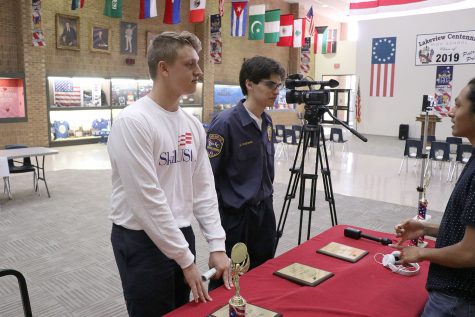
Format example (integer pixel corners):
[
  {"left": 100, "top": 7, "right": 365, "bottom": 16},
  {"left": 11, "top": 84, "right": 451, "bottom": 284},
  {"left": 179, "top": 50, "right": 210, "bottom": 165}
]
[
  {"left": 125, "top": 58, "right": 135, "bottom": 65},
  {"left": 334, "top": 63, "right": 340, "bottom": 69}
]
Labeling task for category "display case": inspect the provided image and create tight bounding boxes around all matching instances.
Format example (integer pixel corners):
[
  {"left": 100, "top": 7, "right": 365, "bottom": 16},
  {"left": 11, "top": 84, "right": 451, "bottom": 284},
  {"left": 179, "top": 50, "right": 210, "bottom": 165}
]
[
  {"left": 0, "top": 74, "right": 28, "bottom": 123},
  {"left": 47, "top": 76, "right": 203, "bottom": 146},
  {"left": 322, "top": 89, "right": 351, "bottom": 125},
  {"left": 213, "top": 84, "right": 243, "bottom": 114}
]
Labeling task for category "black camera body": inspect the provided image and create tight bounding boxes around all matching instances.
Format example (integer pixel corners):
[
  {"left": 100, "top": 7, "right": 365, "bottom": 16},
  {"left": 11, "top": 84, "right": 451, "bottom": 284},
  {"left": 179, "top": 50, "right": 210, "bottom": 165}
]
[
  {"left": 284, "top": 75, "right": 339, "bottom": 123},
  {"left": 285, "top": 89, "right": 330, "bottom": 106}
]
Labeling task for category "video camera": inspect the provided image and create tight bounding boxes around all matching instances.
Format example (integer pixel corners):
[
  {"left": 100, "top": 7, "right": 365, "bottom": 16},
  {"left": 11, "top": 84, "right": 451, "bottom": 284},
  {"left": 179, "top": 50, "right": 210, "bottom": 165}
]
[{"left": 285, "top": 74, "right": 339, "bottom": 123}]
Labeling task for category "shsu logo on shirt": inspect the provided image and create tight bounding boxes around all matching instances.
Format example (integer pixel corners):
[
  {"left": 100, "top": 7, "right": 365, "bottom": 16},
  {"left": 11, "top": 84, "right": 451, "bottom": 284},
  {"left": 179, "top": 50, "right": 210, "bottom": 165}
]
[{"left": 159, "top": 132, "right": 195, "bottom": 166}]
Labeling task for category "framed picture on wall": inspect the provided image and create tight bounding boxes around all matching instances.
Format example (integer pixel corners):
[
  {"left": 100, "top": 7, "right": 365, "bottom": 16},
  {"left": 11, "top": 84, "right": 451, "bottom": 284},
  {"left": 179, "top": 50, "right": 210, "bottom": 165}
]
[
  {"left": 56, "top": 14, "right": 80, "bottom": 50},
  {"left": 146, "top": 31, "right": 159, "bottom": 56},
  {"left": 91, "top": 24, "right": 111, "bottom": 53},
  {"left": 120, "top": 22, "right": 137, "bottom": 55},
  {"left": 0, "top": 74, "right": 27, "bottom": 123}
]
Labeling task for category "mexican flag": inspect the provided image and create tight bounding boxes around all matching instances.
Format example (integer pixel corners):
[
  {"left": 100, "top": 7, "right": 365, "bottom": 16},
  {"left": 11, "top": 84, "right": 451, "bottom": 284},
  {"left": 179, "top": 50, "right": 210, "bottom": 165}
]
[
  {"left": 264, "top": 9, "right": 280, "bottom": 43},
  {"left": 277, "top": 14, "right": 293, "bottom": 47},
  {"left": 248, "top": 4, "right": 265, "bottom": 40}
]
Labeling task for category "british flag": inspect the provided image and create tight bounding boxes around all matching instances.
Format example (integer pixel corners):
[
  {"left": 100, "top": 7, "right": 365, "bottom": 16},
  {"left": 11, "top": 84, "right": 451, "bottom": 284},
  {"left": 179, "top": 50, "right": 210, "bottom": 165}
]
[{"left": 178, "top": 132, "right": 192, "bottom": 147}]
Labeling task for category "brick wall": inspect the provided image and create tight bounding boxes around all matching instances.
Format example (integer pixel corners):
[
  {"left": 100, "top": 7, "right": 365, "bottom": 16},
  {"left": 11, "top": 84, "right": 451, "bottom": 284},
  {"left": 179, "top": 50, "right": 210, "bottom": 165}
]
[{"left": 0, "top": 0, "right": 310, "bottom": 147}]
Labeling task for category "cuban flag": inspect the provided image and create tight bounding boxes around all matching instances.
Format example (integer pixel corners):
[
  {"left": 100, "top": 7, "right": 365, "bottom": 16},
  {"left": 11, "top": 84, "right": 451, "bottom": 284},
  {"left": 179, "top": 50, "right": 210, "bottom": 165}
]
[
  {"left": 164, "top": 0, "right": 181, "bottom": 24},
  {"left": 231, "top": 2, "right": 248, "bottom": 37},
  {"left": 370, "top": 37, "right": 397, "bottom": 97},
  {"left": 139, "top": 0, "right": 157, "bottom": 19}
]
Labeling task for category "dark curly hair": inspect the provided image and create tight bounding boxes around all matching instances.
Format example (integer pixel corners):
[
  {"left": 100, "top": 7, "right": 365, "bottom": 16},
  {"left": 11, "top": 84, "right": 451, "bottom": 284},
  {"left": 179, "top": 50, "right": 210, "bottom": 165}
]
[
  {"left": 239, "top": 56, "right": 286, "bottom": 95},
  {"left": 467, "top": 78, "right": 475, "bottom": 114}
]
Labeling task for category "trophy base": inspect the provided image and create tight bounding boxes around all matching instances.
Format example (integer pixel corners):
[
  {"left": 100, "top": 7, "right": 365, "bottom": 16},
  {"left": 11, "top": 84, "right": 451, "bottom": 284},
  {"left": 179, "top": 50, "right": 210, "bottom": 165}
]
[{"left": 208, "top": 303, "right": 282, "bottom": 317}]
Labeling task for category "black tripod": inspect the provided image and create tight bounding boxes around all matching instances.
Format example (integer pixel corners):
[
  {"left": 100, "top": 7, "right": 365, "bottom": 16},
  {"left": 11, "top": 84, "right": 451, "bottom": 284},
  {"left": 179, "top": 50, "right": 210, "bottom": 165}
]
[{"left": 275, "top": 105, "right": 367, "bottom": 248}]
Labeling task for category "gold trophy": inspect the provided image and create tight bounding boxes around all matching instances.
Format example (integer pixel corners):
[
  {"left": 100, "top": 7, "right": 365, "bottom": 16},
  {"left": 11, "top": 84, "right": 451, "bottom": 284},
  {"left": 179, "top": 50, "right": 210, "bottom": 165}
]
[{"left": 229, "top": 243, "right": 250, "bottom": 317}]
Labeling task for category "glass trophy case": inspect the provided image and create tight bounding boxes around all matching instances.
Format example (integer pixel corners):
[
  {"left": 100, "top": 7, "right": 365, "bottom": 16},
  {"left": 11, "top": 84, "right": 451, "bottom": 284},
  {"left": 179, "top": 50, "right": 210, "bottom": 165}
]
[{"left": 47, "top": 76, "right": 204, "bottom": 146}]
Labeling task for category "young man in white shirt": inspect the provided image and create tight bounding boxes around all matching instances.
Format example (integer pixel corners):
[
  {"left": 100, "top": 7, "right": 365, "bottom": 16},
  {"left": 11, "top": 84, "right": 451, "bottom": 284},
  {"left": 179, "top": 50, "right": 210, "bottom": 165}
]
[{"left": 108, "top": 31, "right": 230, "bottom": 317}]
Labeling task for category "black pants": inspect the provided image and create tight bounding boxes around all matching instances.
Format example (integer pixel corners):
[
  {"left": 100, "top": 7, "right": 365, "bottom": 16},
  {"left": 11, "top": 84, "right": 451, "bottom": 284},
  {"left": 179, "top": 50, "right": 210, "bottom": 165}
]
[
  {"left": 111, "top": 224, "right": 196, "bottom": 317},
  {"left": 209, "top": 196, "right": 276, "bottom": 290}
]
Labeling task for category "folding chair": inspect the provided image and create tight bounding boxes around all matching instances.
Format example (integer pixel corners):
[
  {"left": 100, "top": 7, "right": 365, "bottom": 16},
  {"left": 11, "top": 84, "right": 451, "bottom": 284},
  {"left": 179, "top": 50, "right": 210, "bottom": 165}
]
[
  {"left": 0, "top": 269, "right": 33, "bottom": 317},
  {"left": 329, "top": 127, "right": 348, "bottom": 153},
  {"left": 399, "top": 139, "right": 423, "bottom": 175},
  {"left": 428, "top": 141, "right": 452, "bottom": 180},
  {"left": 4, "top": 145, "right": 37, "bottom": 198},
  {"left": 449, "top": 144, "right": 473, "bottom": 181}
]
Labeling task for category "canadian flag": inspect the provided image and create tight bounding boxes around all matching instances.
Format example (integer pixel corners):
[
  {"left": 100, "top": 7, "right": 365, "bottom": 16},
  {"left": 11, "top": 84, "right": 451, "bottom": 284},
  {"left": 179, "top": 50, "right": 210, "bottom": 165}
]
[
  {"left": 277, "top": 14, "right": 293, "bottom": 47},
  {"left": 189, "top": 0, "right": 206, "bottom": 23}
]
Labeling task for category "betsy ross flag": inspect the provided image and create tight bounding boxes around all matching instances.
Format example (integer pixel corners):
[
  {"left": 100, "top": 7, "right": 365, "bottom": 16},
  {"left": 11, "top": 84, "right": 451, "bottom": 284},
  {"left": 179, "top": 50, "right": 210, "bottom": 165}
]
[
  {"left": 293, "top": 18, "right": 305, "bottom": 48},
  {"left": 264, "top": 9, "right": 280, "bottom": 43},
  {"left": 178, "top": 132, "right": 192, "bottom": 147},
  {"left": 370, "top": 37, "right": 397, "bottom": 97},
  {"left": 248, "top": 4, "right": 265, "bottom": 40},
  {"left": 164, "top": 0, "right": 180, "bottom": 24},
  {"left": 189, "top": 0, "right": 205, "bottom": 23},
  {"left": 231, "top": 2, "right": 248, "bottom": 37},
  {"left": 71, "top": 0, "right": 84, "bottom": 10},
  {"left": 104, "top": 0, "right": 122, "bottom": 18},
  {"left": 350, "top": 0, "right": 464, "bottom": 15},
  {"left": 54, "top": 79, "right": 81, "bottom": 107},
  {"left": 305, "top": 6, "right": 314, "bottom": 36},
  {"left": 277, "top": 14, "right": 293, "bottom": 47},
  {"left": 139, "top": 0, "right": 157, "bottom": 19}
]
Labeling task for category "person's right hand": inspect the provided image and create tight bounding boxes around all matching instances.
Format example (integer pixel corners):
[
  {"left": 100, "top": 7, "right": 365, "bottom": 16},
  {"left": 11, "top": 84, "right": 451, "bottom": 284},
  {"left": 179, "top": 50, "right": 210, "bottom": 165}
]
[
  {"left": 183, "top": 263, "right": 212, "bottom": 303},
  {"left": 394, "top": 219, "right": 426, "bottom": 245}
]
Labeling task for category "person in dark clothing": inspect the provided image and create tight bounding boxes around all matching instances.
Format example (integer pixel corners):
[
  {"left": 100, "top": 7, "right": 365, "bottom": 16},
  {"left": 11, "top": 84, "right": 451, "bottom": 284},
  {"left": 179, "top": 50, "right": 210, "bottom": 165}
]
[
  {"left": 60, "top": 22, "right": 77, "bottom": 46},
  {"left": 393, "top": 78, "right": 475, "bottom": 317},
  {"left": 207, "top": 56, "right": 285, "bottom": 290}
]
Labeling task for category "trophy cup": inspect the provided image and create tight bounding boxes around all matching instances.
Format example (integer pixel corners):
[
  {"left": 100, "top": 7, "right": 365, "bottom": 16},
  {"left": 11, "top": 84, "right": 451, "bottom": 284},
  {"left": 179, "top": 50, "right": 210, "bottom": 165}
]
[{"left": 228, "top": 243, "right": 250, "bottom": 317}]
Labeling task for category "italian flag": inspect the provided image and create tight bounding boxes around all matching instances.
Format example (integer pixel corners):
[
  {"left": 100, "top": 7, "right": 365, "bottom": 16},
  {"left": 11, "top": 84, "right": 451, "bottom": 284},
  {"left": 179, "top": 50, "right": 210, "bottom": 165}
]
[{"left": 264, "top": 9, "right": 280, "bottom": 43}]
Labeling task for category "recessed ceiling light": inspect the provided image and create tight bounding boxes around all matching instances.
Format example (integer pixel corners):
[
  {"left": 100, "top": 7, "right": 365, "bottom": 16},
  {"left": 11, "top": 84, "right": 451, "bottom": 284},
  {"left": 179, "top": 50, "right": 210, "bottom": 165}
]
[{"left": 321, "top": 4, "right": 329, "bottom": 8}]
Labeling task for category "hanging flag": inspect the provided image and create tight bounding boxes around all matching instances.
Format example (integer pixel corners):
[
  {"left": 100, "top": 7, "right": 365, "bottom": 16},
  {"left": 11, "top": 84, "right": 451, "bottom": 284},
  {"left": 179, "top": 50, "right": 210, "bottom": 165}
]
[
  {"left": 164, "top": 0, "right": 181, "bottom": 24},
  {"left": 231, "top": 2, "right": 247, "bottom": 37},
  {"left": 248, "top": 4, "right": 265, "bottom": 40},
  {"left": 300, "top": 37, "right": 311, "bottom": 74},
  {"left": 433, "top": 65, "right": 453, "bottom": 117},
  {"left": 356, "top": 82, "right": 362, "bottom": 123},
  {"left": 277, "top": 14, "right": 293, "bottom": 47},
  {"left": 264, "top": 9, "right": 280, "bottom": 43},
  {"left": 32, "top": 0, "right": 46, "bottom": 46},
  {"left": 71, "top": 0, "right": 84, "bottom": 10},
  {"left": 293, "top": 18, "right": 305, "bottom": 48},
  {"left": 210, "top": 14, "right": 222, "bottom": 64},
  {"left": 104, "top": 0, "right": 122, "bottom": 18},
  {"left": 139, "top": 0, "right": 157, "bottom": 19},
  {"left": 349, "top": 0, "right": 464, "bottom": 15},
  {"left": 305, "top": 6, "right": 314, "bottom": 36},
  {"left": 218, "top": 0, "right": 224, "bottom": 16},
  {"left": 189, "top": 0, "right": 205, "bottom": 23},
  {"left": 322, "top": 28, "right": 337, "bottom": 54},
  {"left": 370, "top": 37, "right": 397, "bottom": 97},
  {"left": 315, "top": 26, "right": 327, "bottom": 54}
]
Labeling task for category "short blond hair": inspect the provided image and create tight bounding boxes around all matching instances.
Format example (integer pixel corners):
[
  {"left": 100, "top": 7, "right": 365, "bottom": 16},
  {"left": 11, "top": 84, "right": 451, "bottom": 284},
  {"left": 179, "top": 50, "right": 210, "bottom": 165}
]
[{"left": 147, "top": 31, "right": 202, "bottom": 80}]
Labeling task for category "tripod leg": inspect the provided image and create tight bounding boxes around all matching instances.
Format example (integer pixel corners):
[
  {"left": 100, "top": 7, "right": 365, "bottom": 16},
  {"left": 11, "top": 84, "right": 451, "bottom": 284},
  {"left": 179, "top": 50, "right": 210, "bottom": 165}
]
[{"left": 319, "top": 126, "right": 338, "bottom": 226}]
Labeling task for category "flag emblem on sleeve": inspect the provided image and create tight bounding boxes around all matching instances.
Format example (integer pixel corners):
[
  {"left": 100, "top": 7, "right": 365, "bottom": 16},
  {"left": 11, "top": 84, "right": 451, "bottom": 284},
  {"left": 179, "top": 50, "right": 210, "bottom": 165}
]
[{"left": 370, "top": 37, "right": 396, "bottom": 97}]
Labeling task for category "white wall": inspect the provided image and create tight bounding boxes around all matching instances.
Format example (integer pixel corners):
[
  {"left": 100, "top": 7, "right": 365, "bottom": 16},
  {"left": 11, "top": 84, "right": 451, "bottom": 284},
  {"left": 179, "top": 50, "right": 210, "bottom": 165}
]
[
  {"left": 356, "top": 8, "right": 475, "bottom": 139},
  {"left": 316, "top": 41, "right": 357, "bottom": 79}
]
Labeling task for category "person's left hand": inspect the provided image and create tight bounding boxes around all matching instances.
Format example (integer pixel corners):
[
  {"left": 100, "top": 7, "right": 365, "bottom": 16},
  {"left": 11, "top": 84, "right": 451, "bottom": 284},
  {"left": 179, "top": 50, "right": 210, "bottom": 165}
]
[
  {"left": 209, "top": 251, "right": 231, "bottom": 290},
  {"left": 391, "top": 245, "right": 423, "bottom": 264}
]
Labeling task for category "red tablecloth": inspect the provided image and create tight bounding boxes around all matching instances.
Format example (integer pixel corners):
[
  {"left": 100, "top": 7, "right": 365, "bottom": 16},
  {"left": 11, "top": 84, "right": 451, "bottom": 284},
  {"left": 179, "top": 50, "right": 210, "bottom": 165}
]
[{"left": 165, "top": 225, "right": 433, "bottom": 317}]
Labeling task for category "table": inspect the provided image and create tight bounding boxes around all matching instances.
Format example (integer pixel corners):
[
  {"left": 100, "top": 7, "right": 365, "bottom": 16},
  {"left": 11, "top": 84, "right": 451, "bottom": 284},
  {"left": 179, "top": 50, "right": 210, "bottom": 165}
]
[
  {"left": 165, "top": 225, "right": 434, "bottom": 317},
  {"left": 416, "top": 115, "right": 441, "bottom": 137},
  {"left": 0, "top": 147, "right": 59, "bottom": 199}
]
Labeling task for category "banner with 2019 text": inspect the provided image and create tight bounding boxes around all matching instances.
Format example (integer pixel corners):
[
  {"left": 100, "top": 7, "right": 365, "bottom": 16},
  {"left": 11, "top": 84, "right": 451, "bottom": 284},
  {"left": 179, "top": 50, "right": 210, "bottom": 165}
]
[{"left": 416, "top": 30, "right": 475, "bottom": 66}]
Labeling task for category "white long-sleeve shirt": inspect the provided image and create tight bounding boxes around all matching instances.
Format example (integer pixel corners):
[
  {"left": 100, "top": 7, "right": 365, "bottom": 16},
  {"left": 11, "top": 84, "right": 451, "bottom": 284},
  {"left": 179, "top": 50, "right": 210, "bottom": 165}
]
[{"left": 107, "top": 96, "right": 226, "bottom": 269}]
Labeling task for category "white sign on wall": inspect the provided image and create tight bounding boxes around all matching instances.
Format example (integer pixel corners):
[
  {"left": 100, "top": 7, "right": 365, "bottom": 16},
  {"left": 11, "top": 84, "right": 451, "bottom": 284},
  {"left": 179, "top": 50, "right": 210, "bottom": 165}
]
[{"left": 415, "top": 30, "right": 475, "bottom": 66}]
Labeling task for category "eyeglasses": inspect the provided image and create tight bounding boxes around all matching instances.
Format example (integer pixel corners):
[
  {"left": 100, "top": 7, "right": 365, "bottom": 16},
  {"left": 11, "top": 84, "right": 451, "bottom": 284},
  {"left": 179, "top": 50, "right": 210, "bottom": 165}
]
[{"left": 259, "top": 80, "right": 283, "bottom": 90}]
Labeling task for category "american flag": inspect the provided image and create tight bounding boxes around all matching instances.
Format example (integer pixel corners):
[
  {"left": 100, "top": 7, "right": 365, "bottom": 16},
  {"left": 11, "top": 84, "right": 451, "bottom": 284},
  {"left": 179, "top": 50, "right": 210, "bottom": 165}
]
[
  {"left": 305, "top": 6, "right": 314, "bottom": 36},
  {"left": 54, "top": 79, "right": 81, "bottom": 106},
  {"left": 370, "top": 37, "right": 396, "bottom": 97},
  {"left": 178, "top": 132, "right": 192, "bottom": 147},
  {"left": 350, "top": 0, "right": 464, "bottom": 15}
]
